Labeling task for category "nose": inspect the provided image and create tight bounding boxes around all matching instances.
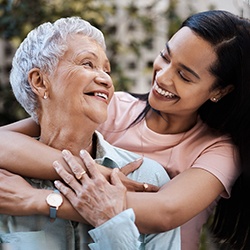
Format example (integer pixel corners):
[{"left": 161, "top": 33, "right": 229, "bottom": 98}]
[
  {"left": 154, "top": 58, "right": 174, "bottom": 85},
  {"left": 95, "top": 71, "right": 113, "bottom": 88}
]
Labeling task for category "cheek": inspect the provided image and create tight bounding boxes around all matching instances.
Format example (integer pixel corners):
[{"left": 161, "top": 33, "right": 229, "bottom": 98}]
[
  {"left": 153, "top": 57, "right": 161, "bottom": 72},
  {"left": 183, "top": 91, "right": 211, "bottom": 108},
  {"left": 109, "top": 86, "right": 115, "bottom": 101}
]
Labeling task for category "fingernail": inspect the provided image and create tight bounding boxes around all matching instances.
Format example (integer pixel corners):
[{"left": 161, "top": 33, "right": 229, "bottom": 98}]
[
  {"left": 114, "top": 168, "right": 119, "bottom": 173},
  {"left": 62, "top": 149, "right": 70, "bottom": 158},
  {"left": 54, "top": 180, "right": 60, "bottom": 188},
  {"left": 80, "top": 149, "right": 85, "bottom": 157},
  {"left": 53, "top": 160, "right": 60, "bottom": 169}
]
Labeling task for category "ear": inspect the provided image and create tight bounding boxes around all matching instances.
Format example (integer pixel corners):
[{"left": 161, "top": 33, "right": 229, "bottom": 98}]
[
  {"left": 210, "top": 84, "right": 234, "bottom": 102},
  {"left": 28, "top": 68, "right": 49, "bottom": 99}
]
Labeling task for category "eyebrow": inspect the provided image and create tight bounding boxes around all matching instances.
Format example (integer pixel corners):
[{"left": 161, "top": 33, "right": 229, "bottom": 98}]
[
  {"left": 78, "top": 50, "right": 98, "bottom": 58},
  {"left": 77, "top": 50, "right": 110, "bottom": 68},
  {"left": 166, "top": 43, "right": 201, "bottom": 80}
]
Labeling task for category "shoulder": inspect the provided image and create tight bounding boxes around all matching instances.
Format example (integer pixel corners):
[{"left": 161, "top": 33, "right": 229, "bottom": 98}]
[
  {"left": 112, "top": 91, "right": 139, "bottom": 102},
  {"left": 188, "top": 118, "right": 234, "bottom": 147},
  {"left": 109, "top": 92, "right": 145, "bottom": 112},
  {"left": 98, "top": 92, "right": 146, "bottom": 133}
]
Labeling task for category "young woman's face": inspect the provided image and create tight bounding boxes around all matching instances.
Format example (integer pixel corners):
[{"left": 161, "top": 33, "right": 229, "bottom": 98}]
[
  {"left": 149, "top": 27, "right": 219, "bottom": 117},
  {"left": 46, "top": 34, "right": 114, "bottom": 126}
]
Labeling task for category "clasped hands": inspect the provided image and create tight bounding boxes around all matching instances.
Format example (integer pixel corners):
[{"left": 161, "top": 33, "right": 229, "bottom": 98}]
[
  {"left": 53, "top": 149, "right": 158, "bottom": 227},
  {"left": 0, "top": 149, "right": 158, "bottom": 223}
]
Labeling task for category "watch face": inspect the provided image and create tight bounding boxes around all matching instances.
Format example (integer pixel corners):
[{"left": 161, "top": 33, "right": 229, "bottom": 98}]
[{"left": 46, "top": 193, "right": 63, "bottom": 207}]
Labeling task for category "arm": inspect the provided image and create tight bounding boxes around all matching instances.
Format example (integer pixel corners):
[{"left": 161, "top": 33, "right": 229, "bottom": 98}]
[
  {"left": 0, "top": 117, "right": 40, "bottom": 136},
  {"left": 53, "top": 152, "right": 180, "bottom": 249},
  {"left": 128, "top": 168, "right": 224, "bottom": 233},
  {"left": 0, "top": 130, "right": 65, "bottom": 179},
  {"left": 0, "top": 127, "right": 157, "bottom": 191},
  {"left": 0, "top": 149, "right": 222, "bottom": 237},
  {"left": 56, "top": 150, "right": 224, "bottom": 234},
  {"left": 0, "top": 169, "right": 84, "bottom": 222}
]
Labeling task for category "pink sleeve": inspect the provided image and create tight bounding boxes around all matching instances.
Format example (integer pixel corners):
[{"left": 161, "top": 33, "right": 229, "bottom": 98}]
[{"left": 192, "top": 141, "right": 240, "bottom": 198}]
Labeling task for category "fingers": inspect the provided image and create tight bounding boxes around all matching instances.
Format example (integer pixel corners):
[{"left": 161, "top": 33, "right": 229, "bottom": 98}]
[
  {"left": 62, "top": 149, "right": 87, "bottom": 180},
  {"left": 54, "top": 179, "right": 78, "bottom": 204},
  {"left": 140, "top": 183, "right": 159, "bottom": 192},
  {"left": 120, "top": 158, "right": 143, "bottom": 176},
  {"left": 131, "top": 181, "right": 159, "bottom": 192},
  {"left": 110, "top": 168, "right": 124, "bottom": 187},
  {"left": 79, "top": 150, "right": 104, "bottom": 180},
  {"left": 53, "top": 160, "right": 83, "bottom": 191}
]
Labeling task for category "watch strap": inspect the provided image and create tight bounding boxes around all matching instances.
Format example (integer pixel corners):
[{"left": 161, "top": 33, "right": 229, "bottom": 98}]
[
  {"left": 49, "top": 189, "right": 60, "bottom": 221},
  {"left": 50, "top": 206, "right": 57, "bottom": 219}
]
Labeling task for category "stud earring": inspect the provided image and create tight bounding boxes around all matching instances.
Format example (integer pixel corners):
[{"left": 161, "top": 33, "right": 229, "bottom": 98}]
[
  {"left": 43, "top": 93, "right": 48, "bottom": 99},
  {"left": 211, "top": 97, "right": 218, "bottom": 102}
]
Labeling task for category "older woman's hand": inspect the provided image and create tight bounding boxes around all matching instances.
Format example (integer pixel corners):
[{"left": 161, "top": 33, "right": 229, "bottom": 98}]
[
  {"left": 59, "top": 149, "right": 159, "bottom": 192},
  {"left": 53, "top": 150, "right": 127, "bottom": 227}
]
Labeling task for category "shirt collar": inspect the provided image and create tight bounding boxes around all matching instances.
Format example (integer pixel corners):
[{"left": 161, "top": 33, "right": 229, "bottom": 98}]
[{"left": 94, "top": 131, "right": 125, "bottom": 169}]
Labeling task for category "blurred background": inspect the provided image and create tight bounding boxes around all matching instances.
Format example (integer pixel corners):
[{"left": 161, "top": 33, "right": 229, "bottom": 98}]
[
  {"left": 0, "top": 0, "right": 249, "bottom": 126},
  {"left": 0, "top": 1, "right": 250, "bottom": 249}
]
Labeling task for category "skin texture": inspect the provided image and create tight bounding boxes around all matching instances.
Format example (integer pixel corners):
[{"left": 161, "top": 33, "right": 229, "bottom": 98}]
[{"left": 0, "top": 27, "right": 232, "bottom": 233}]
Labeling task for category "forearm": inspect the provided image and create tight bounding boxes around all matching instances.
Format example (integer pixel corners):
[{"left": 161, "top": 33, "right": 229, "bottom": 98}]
[
  {"left": 32, "top": 188, "right": 85, "bottom": 223},
  {"left": 127, "top": 168, "right": 224, "bottom": 234},
  {"left": 126, "top": 191, "right": 173, "bottom": 234},
  {"left": 0, "top": 130, "right": 113, "bottom": 181},
  {"left": 0, "top": 131, "right": 63, "bottom": 179},
  {"left": 0, "top": 117, "right": 40, "bottom": 136}
]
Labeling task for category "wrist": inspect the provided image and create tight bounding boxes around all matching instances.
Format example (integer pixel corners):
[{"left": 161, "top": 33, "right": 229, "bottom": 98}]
[
  {"left": 31, "top": 189, "right": 52, "bottom": 216},
  {"left": 46, "top": 189, "right": 63, "bottom": 221}
]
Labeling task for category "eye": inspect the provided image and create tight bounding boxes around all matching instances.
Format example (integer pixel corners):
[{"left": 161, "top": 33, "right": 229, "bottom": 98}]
[
  {"left": 160, "top": 51, "right": 170, "bottom": 63},
  {"left": 178, "top": 71, "right": 191, "bottom": 82},
  {"left": 82, "top": 61, "right": 93, "bottom": 68}
]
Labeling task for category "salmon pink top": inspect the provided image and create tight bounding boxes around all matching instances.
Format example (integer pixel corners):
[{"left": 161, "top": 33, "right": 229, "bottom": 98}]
[{"left": 98, "top": 91, "right": 240, "bottom": 250}]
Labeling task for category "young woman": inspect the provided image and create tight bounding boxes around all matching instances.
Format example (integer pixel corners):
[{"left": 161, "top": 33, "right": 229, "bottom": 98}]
[{"left": 1, "top": 10, "right": 250, "bottom": 249}]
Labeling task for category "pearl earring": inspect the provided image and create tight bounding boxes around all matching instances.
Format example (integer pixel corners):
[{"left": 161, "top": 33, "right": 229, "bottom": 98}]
[
  {"left": 211, "top": 97, "right": 218, "bottom": 102},
  {"left": 44, "top": 93, "right": 48, "bottom": 99}
]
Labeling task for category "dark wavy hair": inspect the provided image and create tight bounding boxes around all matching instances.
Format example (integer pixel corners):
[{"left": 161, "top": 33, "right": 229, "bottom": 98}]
[{"left": 130, "top": 10, "right": 250, "bottom": 249}]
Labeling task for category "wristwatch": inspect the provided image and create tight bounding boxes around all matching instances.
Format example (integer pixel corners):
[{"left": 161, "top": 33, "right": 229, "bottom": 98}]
[{"left": 46, "top": 190, "right": 63, "bottom": 221}]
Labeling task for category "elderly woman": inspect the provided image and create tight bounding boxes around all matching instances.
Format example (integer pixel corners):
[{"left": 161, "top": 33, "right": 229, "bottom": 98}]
[{"left": 0, "top": 17, "right": 180, "bottom": 249}]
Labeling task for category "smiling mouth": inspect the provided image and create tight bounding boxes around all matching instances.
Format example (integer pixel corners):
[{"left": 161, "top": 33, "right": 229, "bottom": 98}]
[
  {"left": 94, "top": 92, "right": 108, "bottom": 100},
  {"left": 86, "top": 92, "right": 108, "bottom": 100},
  {"left": 154, "top": 83, "right": 177, "bottom": 98}
]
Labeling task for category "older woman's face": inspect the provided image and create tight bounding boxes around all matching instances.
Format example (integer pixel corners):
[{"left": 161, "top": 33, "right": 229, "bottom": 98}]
[{"left": 46, "top": 34, "right": 114, "bottom": 126}]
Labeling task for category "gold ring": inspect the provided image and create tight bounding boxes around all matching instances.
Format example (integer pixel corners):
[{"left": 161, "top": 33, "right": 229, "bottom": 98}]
[
  {"left": 76, "top": 170, "right": 87, "bottom": 180},
  {"left": 143, "top": 183, "right": 149, "bottom": 191}
]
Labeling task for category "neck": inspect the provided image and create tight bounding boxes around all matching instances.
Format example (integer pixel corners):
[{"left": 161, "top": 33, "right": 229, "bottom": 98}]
[
  {"left": 146, "top": 109, "right": 198, "bottom": 134},
  {"left": 39, "top": 124, "right": 96, "bottom": 156}
]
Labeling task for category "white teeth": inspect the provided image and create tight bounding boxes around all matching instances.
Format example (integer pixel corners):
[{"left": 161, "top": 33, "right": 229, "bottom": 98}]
[
  {"left": 94, "top": 92, "right": 108, "bottom": 100},
  {"left": 154, "top": 84, "right": 175, "bottom": 98}
]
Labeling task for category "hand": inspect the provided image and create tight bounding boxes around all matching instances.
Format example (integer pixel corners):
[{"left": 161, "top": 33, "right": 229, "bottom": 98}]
[
  {"left": 60, "top": 149, "right": 159, "bottom": 192},
  {"left": 0, "top": 169, "right": 36, "bottom": 215},
  {"left": 53, "top": 150, "right": 127, "bottom": 227},
  {"left": 112, "top": 158, "right": 159, "bottom": 192}
]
